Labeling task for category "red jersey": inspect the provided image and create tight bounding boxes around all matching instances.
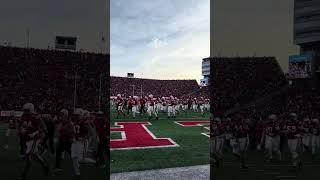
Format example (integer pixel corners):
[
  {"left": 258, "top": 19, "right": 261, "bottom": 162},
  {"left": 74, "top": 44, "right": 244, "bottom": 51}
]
[
  {"left": 8, "top": 118, "right": 16, "bottom": 129},
  {"left": 140, "top": 98, "right": 146, "bottom": 106},
  {"left": 21, "top": 113, "right": 41, "bottom": 141},
  {"left": 311, "top": 124, "right": 320, "bottom": 136},
  {"left": 234, "top": 122, "right": 249, "bottom": 138},
  {"left": 95, "top": 119, "right": 107, "bottom": 143},
  {"left": 198, "top": 100, "right": 204, "bottom": 105},
  {"left": 168, "top": 99, "right": 175, "bottom": 106},
  {"left": 147, "top": 98, "right": 155, "bottom": 106},
  {"left": 116, "top": 97, "right": 123, "bottom": 106},
  {"left": 302, "top": 122, "right": 311, "bottom": 134},
  {"left": 265, "top": 121, "right": 281, "bottom": 137},
  {"left": 285, "top": 122, "right": 299, "bottom": 139},
  {"left": 128, "top": 99, "right": 133, "bottom": 106},
  {"left": 74, "top": 120, "right": 89, "bottom": 140},
  {"left": 255, "top": 121, "right": 264, "bottom": 140},
  {"left": 59, "top": 121, "right": 75, "bottom": 142},
  {"left": 131, "top": 99, "right": 138, "bottom": 106}
]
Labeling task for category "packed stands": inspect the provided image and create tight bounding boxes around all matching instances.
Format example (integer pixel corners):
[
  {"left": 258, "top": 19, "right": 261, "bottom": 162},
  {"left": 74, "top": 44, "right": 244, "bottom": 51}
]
[
  {"left": 0, "top": 46, "right": 109, "bottom": 112},
  {"left": 210, "top": 57, "right": 287, "bottom": 112},
  {"left": 110, "top": 76, "right": 200, "bottom": 98}
]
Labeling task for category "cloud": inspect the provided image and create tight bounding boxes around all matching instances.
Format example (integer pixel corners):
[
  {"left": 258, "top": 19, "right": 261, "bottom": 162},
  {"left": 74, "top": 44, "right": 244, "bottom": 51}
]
[
  {"left": 0, "top": 0, "right": 108, "bottom": 53},
  {"left": 111, "top": 0, "right": 210, "bottom": 81}
]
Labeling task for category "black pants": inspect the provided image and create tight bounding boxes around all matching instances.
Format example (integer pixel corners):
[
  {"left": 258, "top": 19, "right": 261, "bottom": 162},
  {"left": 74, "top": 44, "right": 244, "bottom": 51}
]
[{"left": 55, "top": 140, "right": 72, "bottom": 169}]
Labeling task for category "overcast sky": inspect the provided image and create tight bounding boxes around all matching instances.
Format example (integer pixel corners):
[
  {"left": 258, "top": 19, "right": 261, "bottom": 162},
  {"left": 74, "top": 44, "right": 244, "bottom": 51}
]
[
  {"left": 0, "top": 0, "right": 108, "bottom": 53},
  {"left": 0, "top": 0, "right": 298, "bottom": 78},
  {"left": 111, "top": 0, "right": 210, "bottom": 81},
  {"left": 211, "top": 0, "right": 299, "bottom": 72}
]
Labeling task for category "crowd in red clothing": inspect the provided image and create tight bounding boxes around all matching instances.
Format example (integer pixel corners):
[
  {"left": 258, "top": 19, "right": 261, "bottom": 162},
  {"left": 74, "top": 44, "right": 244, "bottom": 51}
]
[
  {"left": 210, "top": 57, "right": 287, "bottom": 112},
  {"left": 110, "top": 76, "right": 200, "bottom": 98},
  {"left": 0, "top": 46, "right": 108, "bottom": 113}
]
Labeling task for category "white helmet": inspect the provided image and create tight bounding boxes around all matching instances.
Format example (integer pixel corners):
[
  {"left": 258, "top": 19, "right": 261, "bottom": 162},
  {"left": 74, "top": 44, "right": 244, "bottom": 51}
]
[
  {"left": 290, "top": 113, "right": 297, "bottom": 117},
  {"left": 268, "top": 114, "right": 277, "bottom": 120},
  {"left": 22, "top": 103, "right": 34, "bottom": 113},
  {"left": 312, "top": 118, "right": 319, "bottom": 124},
  {"left": 60, "top": 109, "right": 69, "bottom": 116},
  {"left": 117, "top": 94, "right": 121, "bottom": 97},
  {"left": 303, "top": 118, "right": 310, "bottom": 122},
  {"left": 73, "top": 108, "right": 84, "bottom": 116},
  {"left": 149, "top": 94, "right": 153, "bottom": 98},
  {"left": 83, "top": 109, "right": 90, "bottom": 118}
]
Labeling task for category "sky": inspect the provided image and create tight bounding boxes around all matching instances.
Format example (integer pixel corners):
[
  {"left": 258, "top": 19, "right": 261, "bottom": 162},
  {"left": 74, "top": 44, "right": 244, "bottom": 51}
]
[
  {"left": 111, "top": 0, "right": 210, "bottom": 81},
  {"left": 211, "top": 0, "right": 299, "bottom": 72},
  {"left": 0, "top": 0, "right": 108, "bottom": 54}
]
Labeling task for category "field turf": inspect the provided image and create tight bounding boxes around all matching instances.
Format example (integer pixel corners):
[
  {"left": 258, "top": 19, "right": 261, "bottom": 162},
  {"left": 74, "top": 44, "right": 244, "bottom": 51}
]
[
  {"left": 212, "top": 148, "right": 320, "bottom": 180},
  {"left": 0, "top": 124, "right": 106, "bottom": 180},
  {"left": 110, "top": 110, "right": 210, "bottom": 173}
]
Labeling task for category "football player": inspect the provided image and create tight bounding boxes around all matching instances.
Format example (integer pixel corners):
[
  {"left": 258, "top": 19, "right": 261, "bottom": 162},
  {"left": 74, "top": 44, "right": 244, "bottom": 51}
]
[
  {"left": 199, "top": 97, "right": 205, "bottom": 116},
  {"left": 95, "top": 112, "right": 107, "bottom": 168},
  {"left": 69, "top": 108, "right": 91, "bottom": 178},
  {"left": 210, "top": 118, "right": 225, "bottom": 167},
  {"left": 301, "top": 117, "right": 311, "bottom": 152},
  {"left": 311, "top": 118, "right": 320, "bottom": 159},
  {"left": 131, "top": 96, "right": 139, "bottom": 118},
  {"left": 167, "top": 96, "right": 176, "bottom": 119},
  {"left": 233, "top": 116, "right": 250, "bottom": 169},
  {"left": 192, "top": 98, "right": 198, "bottom": 112},
  {"left": 17, "top": 103, "right": 49, "bottom": 180},
  {"left": 284, "top": 113, "right": 302, "bottom": 168},
  {"left": 262, "top": 114, "right": 281, "bottom": 162},
  {"left": 54, "top": 109, "right": 75, "bottom": 173},
  {"left": 146, "top": 94, "right": 158, "bottom": 120},
  {"left": 115, "top": 94, "right": 126, "bottom": 119}
]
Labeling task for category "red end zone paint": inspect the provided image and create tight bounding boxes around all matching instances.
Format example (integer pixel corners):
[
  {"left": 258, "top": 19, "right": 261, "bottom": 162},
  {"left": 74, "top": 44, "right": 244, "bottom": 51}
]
[
  {"left": 174, "top": 121, "right": 210, "bottom": 138},
  {"left": 110, "top": 122, "right": 179, "bottom": 150}
]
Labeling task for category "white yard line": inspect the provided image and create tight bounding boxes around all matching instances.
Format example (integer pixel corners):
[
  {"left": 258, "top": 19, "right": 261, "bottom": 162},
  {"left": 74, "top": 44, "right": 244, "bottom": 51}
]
[{"left": 110, "top": 165, "right": 209, "bottom": 180}]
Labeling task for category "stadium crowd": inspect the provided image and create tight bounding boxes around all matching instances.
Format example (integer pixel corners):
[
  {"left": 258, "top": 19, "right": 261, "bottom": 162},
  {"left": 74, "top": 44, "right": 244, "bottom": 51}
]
[
  {"left": 0, "top": 46, "right": 108, "bottom": 112},
  {"left": 0, "top": 46, "right": 109, "bottom": 180},
  {"left": 210, "top": 57, "right": 287, "bottom": 112},
  {"left": 210, "top": 57, "right": 320, "bottom": 170},
  {"left": 110, "top": 76, "right": 199, "bottom": 98}
]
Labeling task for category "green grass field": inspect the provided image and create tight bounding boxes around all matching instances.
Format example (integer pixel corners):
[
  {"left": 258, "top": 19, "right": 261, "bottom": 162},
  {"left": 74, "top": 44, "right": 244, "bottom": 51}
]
[
  {"left": 212, "top": 148, "right": 320, "bottom": 180},
  {"left": 110, "top": 110, "right": 210, "bottom": 173},
  {"left": 0, "top": 124, "right": 105, "bottom": 180}
]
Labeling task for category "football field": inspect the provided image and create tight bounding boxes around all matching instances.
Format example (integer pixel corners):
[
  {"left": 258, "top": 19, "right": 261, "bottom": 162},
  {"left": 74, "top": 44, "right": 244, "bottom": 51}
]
[
  {"left": 0, "top": 123, "right": 106, "bottom": 180},
  {"left": 212, "top": 149, "right": 320, "bottom": 180},
  {"left": 110, "top": 110, "right": 210, "bottom": 173}
]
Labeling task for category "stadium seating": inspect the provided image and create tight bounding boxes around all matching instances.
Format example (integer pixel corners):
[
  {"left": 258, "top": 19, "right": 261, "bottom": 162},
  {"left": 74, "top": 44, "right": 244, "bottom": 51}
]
[
  {"left": 210, "top": 57, "right": 287, "bottom": 112},
  {"left": 0, "top": 46, "right": 108, "bottom": 112},
  {"left": 110, "top": 76, "right": 200, "bottom": 98}
]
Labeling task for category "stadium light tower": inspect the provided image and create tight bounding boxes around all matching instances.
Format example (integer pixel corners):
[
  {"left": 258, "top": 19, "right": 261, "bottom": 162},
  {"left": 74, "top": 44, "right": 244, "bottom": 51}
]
[
  {"left": 98, "top": 73, "right": 102, "bottom": 112},
  {"left": 130, "top": 85, "right": 135, "bottom": 96}
]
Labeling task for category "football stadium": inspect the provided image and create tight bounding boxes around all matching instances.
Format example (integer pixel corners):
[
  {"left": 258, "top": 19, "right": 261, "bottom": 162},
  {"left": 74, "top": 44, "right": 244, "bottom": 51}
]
[
  {"left": 208, "top": 1, "right": 320, "bottom": 180},
  {"left": 110, "top": 77, "right": 210, "bottom": 173},
  {"left": 110, "top": 0, "right": 211, "bottom": 177},
  {"left": 0, "top": 46, "right": 108, "bottom": 180}
]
